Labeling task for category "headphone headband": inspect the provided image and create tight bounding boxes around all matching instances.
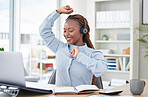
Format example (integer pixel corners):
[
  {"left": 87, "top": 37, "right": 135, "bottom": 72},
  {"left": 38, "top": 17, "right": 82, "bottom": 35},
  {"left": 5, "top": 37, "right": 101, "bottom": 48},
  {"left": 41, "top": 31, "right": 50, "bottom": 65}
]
[
  {"left": 80, "top": 16, "right": 88, "bottom": 34},
  {"left": 82, "top": 17, "right": 86, "bottom": 29}
]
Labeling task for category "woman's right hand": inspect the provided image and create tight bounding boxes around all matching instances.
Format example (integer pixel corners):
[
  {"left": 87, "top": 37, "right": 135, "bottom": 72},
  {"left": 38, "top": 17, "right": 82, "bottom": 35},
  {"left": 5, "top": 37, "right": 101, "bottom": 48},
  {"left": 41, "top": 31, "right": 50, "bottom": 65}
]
[{"left": 56, "top": 5, "right": 73, "bottom": 14}]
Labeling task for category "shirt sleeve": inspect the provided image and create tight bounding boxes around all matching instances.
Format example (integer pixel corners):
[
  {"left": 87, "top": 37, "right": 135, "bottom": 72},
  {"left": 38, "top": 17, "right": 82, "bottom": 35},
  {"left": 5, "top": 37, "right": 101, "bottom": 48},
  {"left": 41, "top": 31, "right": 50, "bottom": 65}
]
[
  {"left": 76, "top": 50, "right": 107, "bottom": 77},
  {"left": 39, "top": 10, "right": 65, "bottom": 54}
]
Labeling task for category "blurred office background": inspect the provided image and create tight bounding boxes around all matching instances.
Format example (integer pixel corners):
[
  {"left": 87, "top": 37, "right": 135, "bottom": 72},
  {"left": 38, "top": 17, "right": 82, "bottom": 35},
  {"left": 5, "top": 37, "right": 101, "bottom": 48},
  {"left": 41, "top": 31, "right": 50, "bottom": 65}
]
[{"left": 0, "top": 0, "right": 147, "bottom": 88}]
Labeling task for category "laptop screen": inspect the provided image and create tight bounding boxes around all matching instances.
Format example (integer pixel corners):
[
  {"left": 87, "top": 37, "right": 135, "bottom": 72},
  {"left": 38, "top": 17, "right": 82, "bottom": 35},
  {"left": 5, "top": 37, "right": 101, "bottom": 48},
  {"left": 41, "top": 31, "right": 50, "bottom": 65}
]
[{"left": 0, "top": 52, "right": 26, "bottom": 87}]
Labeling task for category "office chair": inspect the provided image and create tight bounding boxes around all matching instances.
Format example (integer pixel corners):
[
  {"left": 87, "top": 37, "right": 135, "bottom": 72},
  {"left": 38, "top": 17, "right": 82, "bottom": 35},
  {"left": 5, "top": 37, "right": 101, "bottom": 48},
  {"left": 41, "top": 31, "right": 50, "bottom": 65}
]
[{"left": 48, "top": 69, "right": 103, "bottom": 89}]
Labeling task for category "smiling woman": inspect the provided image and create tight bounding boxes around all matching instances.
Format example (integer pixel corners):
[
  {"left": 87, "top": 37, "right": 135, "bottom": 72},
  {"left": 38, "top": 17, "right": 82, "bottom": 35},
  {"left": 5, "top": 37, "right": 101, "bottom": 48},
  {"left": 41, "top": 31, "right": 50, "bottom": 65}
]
[
  {"left": 39, "top": 5, "right": 107, "bottom": 87},
  {"left": 64, "top": 19, "right": 83, "bottom": 46}
]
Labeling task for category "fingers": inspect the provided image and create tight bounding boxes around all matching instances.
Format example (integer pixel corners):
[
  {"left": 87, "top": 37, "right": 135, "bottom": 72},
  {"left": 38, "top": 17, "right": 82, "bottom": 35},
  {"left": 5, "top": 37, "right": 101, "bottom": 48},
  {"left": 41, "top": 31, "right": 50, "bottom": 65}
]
[
  {"left": 65, "top": 5, "right": 73, "bottom": 10},
  {"left": 57, "top": 5, "right": 73, "bottom": 14},
  {"left": 70, "top": 49, "right": 75, "bottom": 55},
  {"left": 66, "top": 8, "right": 73, "bottom": 14},
  {"left": 69, "top": 48, "right": 79, "bottom": 58},
  {"left": 64, "top": 5, "right": 73, "bottom": 14},
  {"left": 65, "top": 5, "right": 70, "bottom": 9}
]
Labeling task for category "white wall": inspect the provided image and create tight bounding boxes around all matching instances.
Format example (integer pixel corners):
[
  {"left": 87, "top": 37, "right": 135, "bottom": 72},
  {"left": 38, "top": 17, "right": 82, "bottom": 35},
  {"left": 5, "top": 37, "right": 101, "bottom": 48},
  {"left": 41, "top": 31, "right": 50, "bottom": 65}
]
[
  {"left": 59, "top": 0, "right": 88, "bottom": 42},
  {"left": 59, "top": 0, "right": 148, "bottom": 79}
]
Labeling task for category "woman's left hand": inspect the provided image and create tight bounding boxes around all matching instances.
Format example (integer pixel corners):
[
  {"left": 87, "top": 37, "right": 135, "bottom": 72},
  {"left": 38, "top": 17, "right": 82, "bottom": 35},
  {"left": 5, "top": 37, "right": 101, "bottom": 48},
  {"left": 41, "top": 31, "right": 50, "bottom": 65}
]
[{"left": 69, "top": 48, "right": 79, "bottom": 58}]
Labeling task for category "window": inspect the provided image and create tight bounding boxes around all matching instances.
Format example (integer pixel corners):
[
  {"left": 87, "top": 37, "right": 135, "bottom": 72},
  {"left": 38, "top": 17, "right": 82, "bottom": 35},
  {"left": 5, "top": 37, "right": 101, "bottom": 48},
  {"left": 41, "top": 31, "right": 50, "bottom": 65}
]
[
  {"left": 142, "top": 0, "right": 148, "bottom": 24},
  {"left": 20, "top": 0, "right": 59, "bottom": 82},
  {"left": 0, "top": 0, "right": 9, "bottom": 51}
]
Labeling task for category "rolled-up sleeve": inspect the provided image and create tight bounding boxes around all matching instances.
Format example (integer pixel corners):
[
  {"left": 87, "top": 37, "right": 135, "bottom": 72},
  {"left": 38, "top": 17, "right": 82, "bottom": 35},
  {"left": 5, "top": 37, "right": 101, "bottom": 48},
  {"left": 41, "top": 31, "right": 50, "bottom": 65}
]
[
  {"left": 76, "top": 51, "right": 107, "bottom": 77},
  {"left": 39, "top": 10, "right": 65, "bottom": 54}
]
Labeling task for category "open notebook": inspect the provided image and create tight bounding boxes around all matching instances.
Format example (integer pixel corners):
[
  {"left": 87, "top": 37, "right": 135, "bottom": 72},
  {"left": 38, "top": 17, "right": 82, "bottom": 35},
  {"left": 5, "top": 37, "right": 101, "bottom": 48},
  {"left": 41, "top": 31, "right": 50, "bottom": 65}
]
[
  {"left": 54, "top": 85, "right": 99, "bottom": 94},
  {"left": 0, "top": 52, "right": 55, "bottom": 94}
]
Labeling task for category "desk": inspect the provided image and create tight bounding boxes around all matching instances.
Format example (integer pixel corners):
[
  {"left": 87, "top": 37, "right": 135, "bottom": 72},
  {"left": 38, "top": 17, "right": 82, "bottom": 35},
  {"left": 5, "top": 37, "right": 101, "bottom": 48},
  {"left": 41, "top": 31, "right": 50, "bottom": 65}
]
[{"left": 0, "top": 79, "right": 148, "bottom": 97}]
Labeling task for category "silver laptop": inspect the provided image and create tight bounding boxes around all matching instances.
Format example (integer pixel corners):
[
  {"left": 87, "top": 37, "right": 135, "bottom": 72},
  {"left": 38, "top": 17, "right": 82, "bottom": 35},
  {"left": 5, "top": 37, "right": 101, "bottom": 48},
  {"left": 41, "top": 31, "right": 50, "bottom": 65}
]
[{"left": 0, "top": 52, "right": 55, "bottom": 93}]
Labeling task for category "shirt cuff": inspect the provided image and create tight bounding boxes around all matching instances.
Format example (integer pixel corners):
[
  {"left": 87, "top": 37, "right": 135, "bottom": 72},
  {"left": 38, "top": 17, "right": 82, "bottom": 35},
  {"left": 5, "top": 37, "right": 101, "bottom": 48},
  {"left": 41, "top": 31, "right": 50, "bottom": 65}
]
[{"left": 76, "top": 52, "right": 90, "bottom": 65}]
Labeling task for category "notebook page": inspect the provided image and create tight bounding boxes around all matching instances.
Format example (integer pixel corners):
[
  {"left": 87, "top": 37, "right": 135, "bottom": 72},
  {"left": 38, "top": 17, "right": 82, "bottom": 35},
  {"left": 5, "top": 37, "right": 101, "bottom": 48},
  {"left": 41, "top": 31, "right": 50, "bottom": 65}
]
[
  {"left": 54, "top": 87, "right": 76, "bottom": 94},
  {"left": 75, "top": 85, "right": 99, "bottom": 92}
]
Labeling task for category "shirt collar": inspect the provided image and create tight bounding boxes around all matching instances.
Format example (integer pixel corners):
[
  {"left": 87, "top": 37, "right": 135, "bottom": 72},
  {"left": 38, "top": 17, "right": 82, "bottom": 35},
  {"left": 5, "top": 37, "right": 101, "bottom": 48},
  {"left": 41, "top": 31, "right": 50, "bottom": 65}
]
[{"left": 68, "top": 43, "right": 87, "bottom": 50}]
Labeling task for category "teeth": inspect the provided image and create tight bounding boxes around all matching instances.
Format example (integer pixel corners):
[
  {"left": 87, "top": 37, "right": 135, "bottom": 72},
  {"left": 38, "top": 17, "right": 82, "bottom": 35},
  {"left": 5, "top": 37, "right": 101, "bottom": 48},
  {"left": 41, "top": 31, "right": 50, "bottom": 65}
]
[{"left": 67, "top": 38, "right": 71, "bottom": 41}]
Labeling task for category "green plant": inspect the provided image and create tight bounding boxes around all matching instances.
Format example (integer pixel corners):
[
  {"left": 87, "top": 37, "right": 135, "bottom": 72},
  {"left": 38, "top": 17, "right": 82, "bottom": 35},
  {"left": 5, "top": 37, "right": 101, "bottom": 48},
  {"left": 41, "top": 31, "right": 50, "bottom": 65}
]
[
  {"left": 102, "top": 34, "right": 109, "bottom": 40},
  {"left": 137, "top": 24, "right": 148, "bottom": 58},
  {"left": 0, "top": 48, "right": 4, "bottom": 51}
]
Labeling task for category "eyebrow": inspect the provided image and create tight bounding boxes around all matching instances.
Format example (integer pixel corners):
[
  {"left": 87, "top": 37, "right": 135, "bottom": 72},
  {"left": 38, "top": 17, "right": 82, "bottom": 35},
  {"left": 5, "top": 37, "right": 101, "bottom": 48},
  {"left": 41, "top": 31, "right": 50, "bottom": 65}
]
[{"left": 64, "top": 27, "right": 74, "bottom": 30}]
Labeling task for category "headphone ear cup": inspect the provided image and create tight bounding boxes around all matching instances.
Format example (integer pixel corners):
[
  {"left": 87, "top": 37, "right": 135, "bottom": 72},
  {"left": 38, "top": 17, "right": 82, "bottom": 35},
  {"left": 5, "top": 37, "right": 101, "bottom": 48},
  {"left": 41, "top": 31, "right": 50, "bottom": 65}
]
[
  {"left": 83, "top": 28, "right": 88, "bottom": 34},
  {"left": 80, "top": 27, "right": 87, "bottom": 34},
  {"left": 80, "top": 27, "right": 84, "bottom": 34}
]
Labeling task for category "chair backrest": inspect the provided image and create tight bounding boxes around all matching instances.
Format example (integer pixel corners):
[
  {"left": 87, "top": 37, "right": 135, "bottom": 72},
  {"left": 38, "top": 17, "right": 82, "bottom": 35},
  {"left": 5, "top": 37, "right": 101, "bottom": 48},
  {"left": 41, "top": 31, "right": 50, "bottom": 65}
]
[
  {"left": 92, "top": 75, "right": 103, "bottom": 89},
  {"left": 48, "top": 69, "right": 103, "bottom": 89},
  {"left": 48, "top": 69, "right": 56, "bottom": 84}
]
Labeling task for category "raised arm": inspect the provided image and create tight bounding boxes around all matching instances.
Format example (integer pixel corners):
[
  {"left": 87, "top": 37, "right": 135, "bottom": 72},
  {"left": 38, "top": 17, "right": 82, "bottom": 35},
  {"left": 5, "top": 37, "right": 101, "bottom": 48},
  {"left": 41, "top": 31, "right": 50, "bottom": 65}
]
[{"left": 39, "top": 5, "right": 73, "bottom": 53}]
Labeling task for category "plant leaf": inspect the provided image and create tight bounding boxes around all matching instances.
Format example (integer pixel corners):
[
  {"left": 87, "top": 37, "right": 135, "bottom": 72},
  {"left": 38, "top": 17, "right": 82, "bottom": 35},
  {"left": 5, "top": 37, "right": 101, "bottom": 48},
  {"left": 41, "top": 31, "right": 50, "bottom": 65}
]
[
  {"left": 139, "top": 24, "right": 148, "bottom": 33},
  {"left": 144, "top": 54, "right": 148, "bottom": 58},
  {"left": 137, "top": 24, "right": 148, "bottom": 59},
  {"left": 146, "top": 45, "right": 148, "bottom": 49},
  {"left": 137, "top": 39, "right": 148, "bottom": 44}
]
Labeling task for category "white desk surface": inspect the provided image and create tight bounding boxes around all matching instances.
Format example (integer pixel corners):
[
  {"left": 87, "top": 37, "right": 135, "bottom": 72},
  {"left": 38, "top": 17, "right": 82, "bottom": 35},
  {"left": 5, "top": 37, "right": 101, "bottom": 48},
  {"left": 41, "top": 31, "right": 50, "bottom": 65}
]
[{"left": 0, "top": 79, "right": 148, "bottom": 97}]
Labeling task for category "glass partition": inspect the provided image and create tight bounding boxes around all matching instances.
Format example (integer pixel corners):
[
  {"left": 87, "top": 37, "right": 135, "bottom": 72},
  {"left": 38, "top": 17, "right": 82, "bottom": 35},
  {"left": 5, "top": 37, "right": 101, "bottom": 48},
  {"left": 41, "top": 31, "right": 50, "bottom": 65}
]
[
  {"left": 20, "top": 0, "right": 58, "bottom": 83},
  {"left": 0, "top": 0, "right": 9, "bottom": 51}
]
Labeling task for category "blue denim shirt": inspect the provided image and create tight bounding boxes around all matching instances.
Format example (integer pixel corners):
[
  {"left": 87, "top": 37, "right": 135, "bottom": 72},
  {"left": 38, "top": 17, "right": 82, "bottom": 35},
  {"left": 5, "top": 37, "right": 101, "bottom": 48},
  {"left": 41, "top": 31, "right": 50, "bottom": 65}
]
[{"left": 39, "top": 11, "right": 107, "bottom": 87}]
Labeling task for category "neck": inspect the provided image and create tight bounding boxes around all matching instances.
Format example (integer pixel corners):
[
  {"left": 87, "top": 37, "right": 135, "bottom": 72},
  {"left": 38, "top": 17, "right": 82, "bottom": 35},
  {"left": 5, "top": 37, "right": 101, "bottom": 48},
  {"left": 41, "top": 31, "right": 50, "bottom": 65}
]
[
  {"left": 73, "top": 37, "right": 84, "bottom": 46},
  {"left": 74, "top": 42, "right": 84, "bottom": 46}
]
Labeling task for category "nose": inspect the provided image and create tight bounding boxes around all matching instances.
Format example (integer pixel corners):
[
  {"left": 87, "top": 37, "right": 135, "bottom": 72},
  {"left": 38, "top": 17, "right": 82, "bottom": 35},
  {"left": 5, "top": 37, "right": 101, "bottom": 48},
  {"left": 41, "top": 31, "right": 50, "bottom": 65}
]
[{"left": 64, "top": 31, "right": 70, "bottom": 36}]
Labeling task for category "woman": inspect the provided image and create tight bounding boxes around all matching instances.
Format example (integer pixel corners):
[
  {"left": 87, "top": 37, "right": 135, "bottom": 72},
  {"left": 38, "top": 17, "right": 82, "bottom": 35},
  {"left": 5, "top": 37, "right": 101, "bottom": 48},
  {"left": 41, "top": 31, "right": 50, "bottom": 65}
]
[{"left": 39, "top": 5, "right": 107, "bottom": 87}]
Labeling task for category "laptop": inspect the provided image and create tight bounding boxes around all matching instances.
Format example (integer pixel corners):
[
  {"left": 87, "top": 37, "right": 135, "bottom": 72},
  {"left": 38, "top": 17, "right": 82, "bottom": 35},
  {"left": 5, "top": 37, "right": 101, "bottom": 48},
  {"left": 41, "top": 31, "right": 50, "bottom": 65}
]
[{"left": 0, "top": 52, "right": 55, "bottom": 94}]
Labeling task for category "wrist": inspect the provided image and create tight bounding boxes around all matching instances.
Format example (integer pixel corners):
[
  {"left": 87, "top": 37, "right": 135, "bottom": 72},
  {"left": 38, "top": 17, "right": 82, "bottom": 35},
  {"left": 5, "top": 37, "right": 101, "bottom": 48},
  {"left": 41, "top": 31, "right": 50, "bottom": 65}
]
[{"left": 56, "top": 9, "right": 62, "bottom": 14}]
